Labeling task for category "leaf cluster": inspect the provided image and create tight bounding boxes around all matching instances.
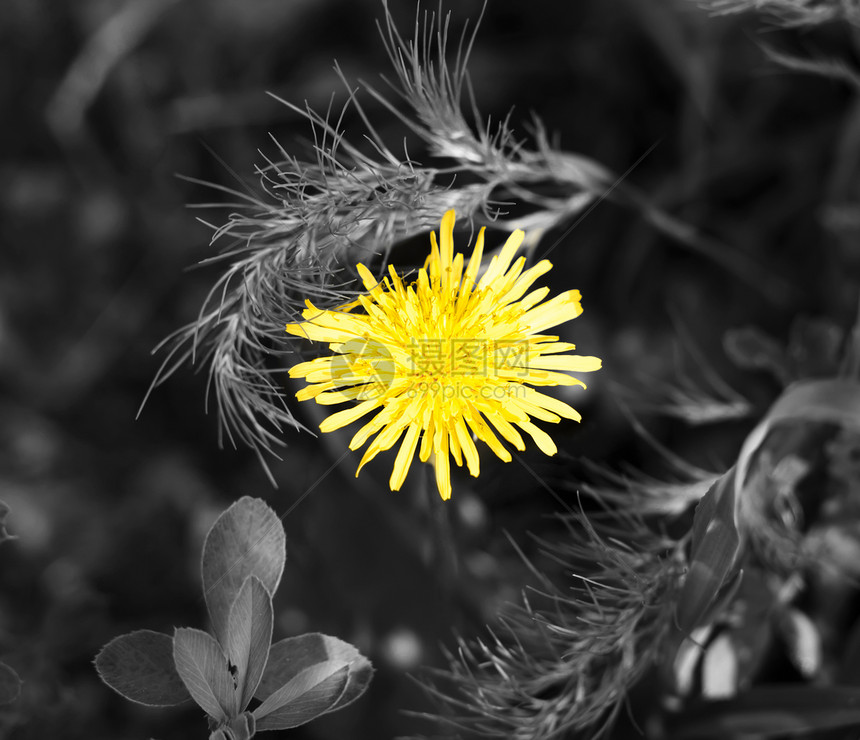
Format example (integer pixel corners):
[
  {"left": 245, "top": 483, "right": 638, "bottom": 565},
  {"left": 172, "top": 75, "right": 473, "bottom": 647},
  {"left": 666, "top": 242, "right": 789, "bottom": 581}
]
[{"left": 95, "top": 497, "right": 372, "bottom": 739}]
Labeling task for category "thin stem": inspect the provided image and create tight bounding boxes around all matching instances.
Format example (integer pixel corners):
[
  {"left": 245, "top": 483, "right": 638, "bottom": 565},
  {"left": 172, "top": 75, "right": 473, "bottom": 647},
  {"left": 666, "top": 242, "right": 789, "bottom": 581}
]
[{"left": 421, "top": 460, "right": 460, "bottom": 589}]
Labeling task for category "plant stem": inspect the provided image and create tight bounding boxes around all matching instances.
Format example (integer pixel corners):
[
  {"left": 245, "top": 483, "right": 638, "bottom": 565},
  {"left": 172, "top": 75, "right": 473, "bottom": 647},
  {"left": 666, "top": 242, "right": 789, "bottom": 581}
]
[{"left": 422, "top": 460, "right": 460, "bottom": 588}]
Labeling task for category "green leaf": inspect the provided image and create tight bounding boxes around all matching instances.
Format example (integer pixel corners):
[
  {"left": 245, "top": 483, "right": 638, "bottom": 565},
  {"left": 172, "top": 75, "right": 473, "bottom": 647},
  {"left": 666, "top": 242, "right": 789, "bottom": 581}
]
[
  {"left": 201, "top": 497, "right": 285, "bottom": 648},
  {"left": 759, "top": 379, "right": 860, "bottom": 431},
  {"left": 226, "top": 576, "right": 273, "bottom": 712},
  {"left": 94, "top": 629, "right": 190, "bottom": 707},
  {"left": 255, "top": 633, "right": 373, "bottom": 713},
  {"left": 675, "top": 468, "right": 740, "bottom": 633},
  {"left": 173, "top": 627, "right": 236, "bottom": 721},
  {"left": 0, "top": 662, "right": 21, "bottom": 705},
  {"left": 677, "top": 380, "right": 860, "bottom": 635},
  {"left": 670, "top": 685, "right": 860, "bottom": 739},
  {"left": 253, "top": 660, "right": 350, "bottom": 731}
]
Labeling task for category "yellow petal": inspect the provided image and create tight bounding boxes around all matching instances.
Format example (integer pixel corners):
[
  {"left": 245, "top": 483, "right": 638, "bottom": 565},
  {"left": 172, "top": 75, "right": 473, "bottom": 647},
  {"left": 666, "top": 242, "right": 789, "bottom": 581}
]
[
  {"left": 465, "top": 410, "right": 511, "bottom": 463},
  {"left": 453, "top": 416, "right": 480, "bottom": 477},
  {"left": 477, "top": 228, "right": 525, "bottom": 289},
  {"left": 288, "top": 357, "right": 333, "bottom": 379},
  {"left": 440, "top": 210, "right": 456, "bottom": 264},
  {"left": 434, "top": 433, "right": 452, "bottom": 500},
  {"left": 485, "top": 411, "right": 526, "bottom": 451},
  {"left": 500, "top": 260, "right": 553, "bottom": 304},
  {"left": 356, "top": 419, "right": 407, "bottom": 475},
  {"left": 517, "top": 420, "right": 557, "bottom": 456},
  {"left": 419, "top": 412, "right": 435, "bottom": 463},
  {"left": 295, "top": 381, "right": 335, "bottom": 401},
  {"left": 318, "top": 398, "right": 381, "bottom": 433},
  {"left": 315, "top": 387, "right": 377, "bottom": 405},
  {"left": 428, "top": 232, "right": 442, "bottom": 284},
  {"left": 528, "top": 355, "right": 603, "bottom": 372},
  {"left": 520, "top": 387, "right": 582, "bottom": 421},
  {"left": 530, "top": 341, "right": 577, "bottom": 354},
  {"left": 521, "top": 290, "right": 583, "bottom": 333},
  {"left": 449, "top": 252, "right": 464, "bottom": 295},
  {"left": 448, "top": 422, "right": 463, "bottom": 467},
  {"left": 512, "top": 369, "right": 588, "bottom": 387},
  {"left": 349, "top": 412, "right": 389, "bottom": 450},
  {"left": 517, "top": 286, "right": 550, "bottom": 312},
  {"left": 462, "top": 227, "right": 485, "bottom": 290},
  {"left": 390, "top": 422, "right": 421, "bottom": 490},
  {"left": 508, "top": 396, "right": 561, "bottom": 424},
  {"left": 356, "top": 263, "right": 385, "bottom": 298},
  {"left": 285, "top": 207, "right": 601, "bottom": 503},
  {"left": 387, "top": 264, "right": 407, "bottom": 300},
  {"left": 286, "top": 314, "right": 367, "bottom": 344}
]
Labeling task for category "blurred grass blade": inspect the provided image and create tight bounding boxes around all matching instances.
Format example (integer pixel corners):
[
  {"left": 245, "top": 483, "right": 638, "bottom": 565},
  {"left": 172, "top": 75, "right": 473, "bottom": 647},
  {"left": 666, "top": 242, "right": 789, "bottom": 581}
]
[
  {"left": 0, "top": 662, "right": 21, "bottom": 705},
  {"left": 670, "top": 685, "right": 860, "bottom": 739},
  {"left": 676, "top": 468, "right": 739, "bottom": 633},
  {"left": 0, "top": 501, "right": 15, "bottom": 546},
  {"left": 734, "top": 380, "right": 860, "bottom": 490}
]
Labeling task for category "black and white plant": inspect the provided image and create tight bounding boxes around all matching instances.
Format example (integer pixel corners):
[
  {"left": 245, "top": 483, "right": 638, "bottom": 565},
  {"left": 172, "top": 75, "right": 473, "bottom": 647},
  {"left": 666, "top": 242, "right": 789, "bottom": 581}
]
[{"left": 95, "top": 496, "right": 372, "bottom": 740}]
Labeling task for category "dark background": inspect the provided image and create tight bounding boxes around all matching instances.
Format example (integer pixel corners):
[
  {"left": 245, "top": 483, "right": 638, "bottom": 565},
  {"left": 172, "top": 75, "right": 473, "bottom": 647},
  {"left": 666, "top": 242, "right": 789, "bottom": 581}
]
[{"left": 1, "top": 0, "right": 858, "bottom": 738}]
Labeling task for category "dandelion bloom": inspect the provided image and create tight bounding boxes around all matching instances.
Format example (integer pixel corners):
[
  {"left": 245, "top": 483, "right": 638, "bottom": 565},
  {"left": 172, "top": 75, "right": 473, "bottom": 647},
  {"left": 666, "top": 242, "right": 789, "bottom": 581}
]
[{"left": 286, "top": 210, "right": 601, "bottom": 500}]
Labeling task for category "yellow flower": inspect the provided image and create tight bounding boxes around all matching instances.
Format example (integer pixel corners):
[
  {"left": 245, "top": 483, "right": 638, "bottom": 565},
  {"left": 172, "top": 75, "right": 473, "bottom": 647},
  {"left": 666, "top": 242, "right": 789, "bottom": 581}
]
[{"left": 286, "top": 210, "right": 601, "bottom": 500}]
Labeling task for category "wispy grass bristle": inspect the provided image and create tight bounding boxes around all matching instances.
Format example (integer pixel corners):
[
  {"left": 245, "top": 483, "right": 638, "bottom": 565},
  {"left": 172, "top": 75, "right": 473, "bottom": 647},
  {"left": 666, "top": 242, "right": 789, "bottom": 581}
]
[
  {"left": 698, "top": 0, "right": 860, "bottom": 27},
  {"left": 418, "top": 507, "right": 686, "bottom": 738},
  {"left": 143, "top": 2, "right": 620, "bottom": 470},
  {"left": 146, "top": 0, "right": 775, "bottom": 480}
]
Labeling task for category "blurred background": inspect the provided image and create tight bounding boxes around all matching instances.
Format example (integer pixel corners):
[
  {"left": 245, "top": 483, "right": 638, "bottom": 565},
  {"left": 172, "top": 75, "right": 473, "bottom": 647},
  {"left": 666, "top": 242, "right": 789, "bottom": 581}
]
[{"left": 2, "top": 0, "right": 859, "bottom": 738}]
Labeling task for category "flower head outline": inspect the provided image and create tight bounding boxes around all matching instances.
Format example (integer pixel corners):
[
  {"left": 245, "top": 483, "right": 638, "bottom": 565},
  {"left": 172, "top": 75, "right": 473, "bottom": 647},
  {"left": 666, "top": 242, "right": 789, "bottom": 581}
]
[{"left": 286, "top": 210, "right": 601, "bottom": 499}]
